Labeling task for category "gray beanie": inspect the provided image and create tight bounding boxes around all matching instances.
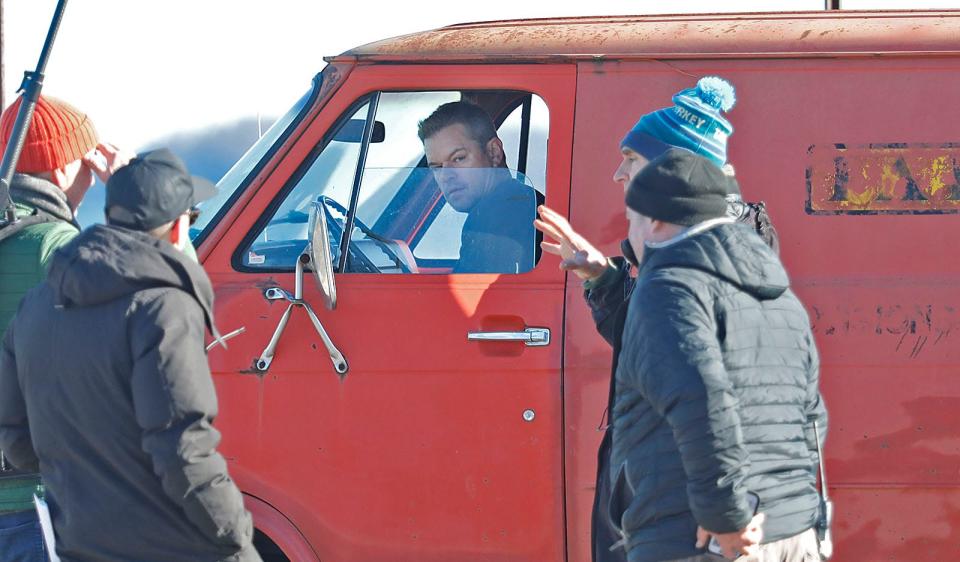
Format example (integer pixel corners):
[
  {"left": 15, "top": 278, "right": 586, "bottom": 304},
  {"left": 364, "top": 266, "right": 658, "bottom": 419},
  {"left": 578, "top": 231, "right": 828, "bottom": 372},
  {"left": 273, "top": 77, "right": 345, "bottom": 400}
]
[{"left": 625, "top": 149, "right": 728, "bottom": 226}]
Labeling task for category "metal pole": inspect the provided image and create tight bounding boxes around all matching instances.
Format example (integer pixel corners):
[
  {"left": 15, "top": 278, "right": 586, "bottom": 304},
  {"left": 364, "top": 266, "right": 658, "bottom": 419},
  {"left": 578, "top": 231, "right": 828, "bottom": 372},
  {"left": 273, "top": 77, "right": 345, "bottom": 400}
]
[
  {"left": 826, "top": 0, "right": 841, "bottom": 9},
  {"left": 0, "top": 0, "right": 69, "bottom": 226}
]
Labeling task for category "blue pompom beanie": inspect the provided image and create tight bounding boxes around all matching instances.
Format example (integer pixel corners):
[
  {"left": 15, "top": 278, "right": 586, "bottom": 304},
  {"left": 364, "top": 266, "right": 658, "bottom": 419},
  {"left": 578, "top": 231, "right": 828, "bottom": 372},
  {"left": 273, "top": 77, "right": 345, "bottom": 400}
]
[{"left": 621, "top": 76, "right": 737, "bottom": 168}]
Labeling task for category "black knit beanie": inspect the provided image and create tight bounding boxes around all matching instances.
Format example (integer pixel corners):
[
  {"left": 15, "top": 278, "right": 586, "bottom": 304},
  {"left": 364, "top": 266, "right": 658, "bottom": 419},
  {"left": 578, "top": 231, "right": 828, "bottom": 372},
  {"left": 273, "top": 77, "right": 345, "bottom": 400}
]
[{"left": 625, "top": 148, "right": 729, "bottom": 226}]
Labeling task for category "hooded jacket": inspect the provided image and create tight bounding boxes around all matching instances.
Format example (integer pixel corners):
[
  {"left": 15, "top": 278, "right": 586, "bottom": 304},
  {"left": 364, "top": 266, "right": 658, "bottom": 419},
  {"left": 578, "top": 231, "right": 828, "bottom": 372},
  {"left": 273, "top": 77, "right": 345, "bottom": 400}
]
[
  {"left": 0, "top": 224, "right": 259, "bottom": 562},
  {"left": 604, "top": 222, "right": 826, "bottom": 562}
]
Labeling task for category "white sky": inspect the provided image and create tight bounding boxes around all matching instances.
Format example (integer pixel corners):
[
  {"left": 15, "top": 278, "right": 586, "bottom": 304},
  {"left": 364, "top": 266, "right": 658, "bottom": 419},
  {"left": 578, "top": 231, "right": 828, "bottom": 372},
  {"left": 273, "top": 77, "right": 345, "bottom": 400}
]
[{"left": 3, "top": 0, "right": 956, "bottom": 150}]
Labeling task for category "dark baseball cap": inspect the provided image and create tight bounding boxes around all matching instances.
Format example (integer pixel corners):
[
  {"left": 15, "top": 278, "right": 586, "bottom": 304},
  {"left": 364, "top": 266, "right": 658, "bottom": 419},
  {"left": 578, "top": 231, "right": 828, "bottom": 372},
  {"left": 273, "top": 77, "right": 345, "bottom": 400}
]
[{"left": 105, "top": 148, "right": 217, "bottom": 231}]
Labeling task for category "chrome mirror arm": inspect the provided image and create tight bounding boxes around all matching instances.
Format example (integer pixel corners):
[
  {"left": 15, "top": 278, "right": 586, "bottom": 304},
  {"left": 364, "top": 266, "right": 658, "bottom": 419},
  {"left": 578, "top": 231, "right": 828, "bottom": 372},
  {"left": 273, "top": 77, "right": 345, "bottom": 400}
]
[
  {"left": 255, "top": 247, "right": 349, "bottom": 376},
  {"left": 256, "top": 303, "right": 295, "bottom": 372},
  {"left": 302, "top": 300, "right": 349, "bottom": 377}
]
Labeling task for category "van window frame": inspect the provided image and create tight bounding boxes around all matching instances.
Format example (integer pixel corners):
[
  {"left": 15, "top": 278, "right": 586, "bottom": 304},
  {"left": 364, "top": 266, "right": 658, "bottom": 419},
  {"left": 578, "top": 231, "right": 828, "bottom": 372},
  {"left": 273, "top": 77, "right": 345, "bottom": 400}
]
[
  {"left": 230, "top": 88, "right": 544, "bottom": 274},
  {"left": 230, "top": 94, "right": 375, "bottom": 273}
]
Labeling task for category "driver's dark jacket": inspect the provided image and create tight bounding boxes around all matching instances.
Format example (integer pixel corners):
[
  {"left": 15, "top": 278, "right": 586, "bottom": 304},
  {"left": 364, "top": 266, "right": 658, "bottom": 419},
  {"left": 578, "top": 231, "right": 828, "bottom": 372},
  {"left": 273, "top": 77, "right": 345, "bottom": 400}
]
[
  {"left": 455, "top": 177, "right": 539, "bottom": 273},
  {"left": 589, "top": 223, "right": 826, "bottom": 562},
  {"left": 0, "top": 225, "right": 260, "bottom": 562}
]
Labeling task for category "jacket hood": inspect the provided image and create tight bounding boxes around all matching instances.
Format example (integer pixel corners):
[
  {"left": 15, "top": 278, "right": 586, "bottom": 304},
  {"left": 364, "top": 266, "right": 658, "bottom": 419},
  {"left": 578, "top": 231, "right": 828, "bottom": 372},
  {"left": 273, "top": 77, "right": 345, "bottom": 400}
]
[
  {"left": 10, "top": 173, "right": 78, "bottom": 228},
  {"left": 47, "top": 224, "right": 218, "bottom": 335},
  {"left": 639, "top": 222, "right": 789, "bottom": 300}
]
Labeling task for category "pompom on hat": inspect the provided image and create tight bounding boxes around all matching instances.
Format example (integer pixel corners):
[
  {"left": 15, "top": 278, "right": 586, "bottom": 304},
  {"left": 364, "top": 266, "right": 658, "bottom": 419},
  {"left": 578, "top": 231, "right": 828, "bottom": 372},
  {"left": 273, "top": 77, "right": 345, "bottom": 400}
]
[
  {"left": 621, "top": 76, "right": 737, "bottom": 168},
  {"left": 0, "top": 94, "right": 99, "bottom": 174}
]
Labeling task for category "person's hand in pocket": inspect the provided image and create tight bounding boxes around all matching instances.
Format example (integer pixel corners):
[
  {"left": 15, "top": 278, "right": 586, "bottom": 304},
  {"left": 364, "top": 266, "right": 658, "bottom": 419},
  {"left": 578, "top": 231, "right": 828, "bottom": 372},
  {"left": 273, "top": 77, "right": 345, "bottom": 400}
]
[{"left": 696, "top": 512, "right": 765, "bottom": 559}]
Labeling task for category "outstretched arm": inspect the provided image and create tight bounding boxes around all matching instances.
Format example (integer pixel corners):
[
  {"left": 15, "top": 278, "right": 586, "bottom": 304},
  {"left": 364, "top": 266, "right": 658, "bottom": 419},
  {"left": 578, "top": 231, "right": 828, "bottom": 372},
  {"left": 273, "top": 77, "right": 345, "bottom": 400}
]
[{"left": 535, "top": 205, "right": 633, "bottom": 346}]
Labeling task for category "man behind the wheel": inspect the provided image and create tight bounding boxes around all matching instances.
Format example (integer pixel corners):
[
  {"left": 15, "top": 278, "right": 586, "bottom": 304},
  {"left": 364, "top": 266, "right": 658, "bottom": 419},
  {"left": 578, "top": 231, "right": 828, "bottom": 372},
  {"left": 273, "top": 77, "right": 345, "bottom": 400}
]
[{"left": 419, "top": 101, "right": 539, "bottom": 274}]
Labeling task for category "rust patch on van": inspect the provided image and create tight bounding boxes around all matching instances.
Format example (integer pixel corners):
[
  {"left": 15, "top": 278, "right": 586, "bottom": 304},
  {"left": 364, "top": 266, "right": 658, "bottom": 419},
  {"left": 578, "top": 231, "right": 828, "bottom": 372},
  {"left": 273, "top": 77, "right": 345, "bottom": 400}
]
[{"left": 806, "top": 143, "right": 960, "bottom": 214}]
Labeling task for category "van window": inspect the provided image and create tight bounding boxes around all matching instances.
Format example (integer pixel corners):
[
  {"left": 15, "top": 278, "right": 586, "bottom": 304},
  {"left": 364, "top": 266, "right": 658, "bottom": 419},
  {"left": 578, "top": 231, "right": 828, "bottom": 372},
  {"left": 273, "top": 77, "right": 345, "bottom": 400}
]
[{"left": 239, "top": 90, "right": 549, "bottom": 274}]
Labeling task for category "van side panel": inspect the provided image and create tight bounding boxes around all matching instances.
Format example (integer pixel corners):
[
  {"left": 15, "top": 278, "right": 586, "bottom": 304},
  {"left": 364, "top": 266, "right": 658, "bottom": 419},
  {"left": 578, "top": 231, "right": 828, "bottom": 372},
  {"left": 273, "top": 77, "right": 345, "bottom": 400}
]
[{"left": 569, "top": 57, "right": 960, "bottom": 562}]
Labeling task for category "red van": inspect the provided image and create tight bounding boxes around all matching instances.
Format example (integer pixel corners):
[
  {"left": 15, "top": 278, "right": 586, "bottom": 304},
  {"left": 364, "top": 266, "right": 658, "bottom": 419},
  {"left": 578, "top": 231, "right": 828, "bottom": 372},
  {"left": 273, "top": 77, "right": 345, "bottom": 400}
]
[{"left": 190, "top": 10, "right": 960, "bottom": 561}]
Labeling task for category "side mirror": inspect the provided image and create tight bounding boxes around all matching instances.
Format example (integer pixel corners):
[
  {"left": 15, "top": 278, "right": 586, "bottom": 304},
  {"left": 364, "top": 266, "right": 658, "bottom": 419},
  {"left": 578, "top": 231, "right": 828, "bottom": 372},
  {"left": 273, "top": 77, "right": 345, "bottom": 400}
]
[{"left": 308, "top": 202, "right": 337, "bottom": 310}]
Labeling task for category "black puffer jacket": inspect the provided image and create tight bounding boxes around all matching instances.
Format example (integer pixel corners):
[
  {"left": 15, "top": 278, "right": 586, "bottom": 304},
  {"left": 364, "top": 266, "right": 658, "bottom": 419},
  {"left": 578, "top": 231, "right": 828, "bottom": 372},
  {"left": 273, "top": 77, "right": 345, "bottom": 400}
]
[
  {"left": 606, "top": 222, "right": 826, "bottom": 562},
  {"left": 0, "top": 225, "right": 260, "bottom": 562}
]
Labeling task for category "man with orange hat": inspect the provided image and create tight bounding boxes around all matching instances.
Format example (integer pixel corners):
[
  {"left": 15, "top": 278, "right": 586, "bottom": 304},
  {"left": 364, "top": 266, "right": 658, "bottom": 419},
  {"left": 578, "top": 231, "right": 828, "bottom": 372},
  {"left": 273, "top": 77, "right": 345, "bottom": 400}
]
[{"left": 0, "top": 94, "right": 130, "bottom": 560}]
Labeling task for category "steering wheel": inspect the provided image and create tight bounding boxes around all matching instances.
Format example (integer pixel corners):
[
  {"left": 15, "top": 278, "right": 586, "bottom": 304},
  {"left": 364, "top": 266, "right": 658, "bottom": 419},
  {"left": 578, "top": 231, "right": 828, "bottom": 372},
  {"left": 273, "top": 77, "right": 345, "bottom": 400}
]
[{"left": 318, "top": 196, "right": 414, "bottom": 274}]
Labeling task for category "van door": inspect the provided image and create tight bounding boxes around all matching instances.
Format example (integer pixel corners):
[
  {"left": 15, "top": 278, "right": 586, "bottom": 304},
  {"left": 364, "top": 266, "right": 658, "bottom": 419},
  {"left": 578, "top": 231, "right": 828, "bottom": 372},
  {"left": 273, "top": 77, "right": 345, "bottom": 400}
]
[{"left": 202, "top": 65, "right": 575, "bottom": 561}]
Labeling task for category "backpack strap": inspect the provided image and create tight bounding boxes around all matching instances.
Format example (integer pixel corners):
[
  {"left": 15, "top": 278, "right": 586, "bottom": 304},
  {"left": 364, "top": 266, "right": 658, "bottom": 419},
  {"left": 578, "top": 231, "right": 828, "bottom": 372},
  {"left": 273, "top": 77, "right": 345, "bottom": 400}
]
[
  {"left": 0, "top": 213, "right": 58, "bottom": 244},
  {"left": 735, "top": 200, "right": 781, "bottom": 255}
]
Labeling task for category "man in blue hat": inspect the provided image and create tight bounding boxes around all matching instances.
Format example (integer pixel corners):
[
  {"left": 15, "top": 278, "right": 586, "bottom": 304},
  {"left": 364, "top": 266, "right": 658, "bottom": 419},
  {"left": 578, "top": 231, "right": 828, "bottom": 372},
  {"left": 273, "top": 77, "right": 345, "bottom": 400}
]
[{"left": 535, "top": 77, "right": 792, "bottom": 562}]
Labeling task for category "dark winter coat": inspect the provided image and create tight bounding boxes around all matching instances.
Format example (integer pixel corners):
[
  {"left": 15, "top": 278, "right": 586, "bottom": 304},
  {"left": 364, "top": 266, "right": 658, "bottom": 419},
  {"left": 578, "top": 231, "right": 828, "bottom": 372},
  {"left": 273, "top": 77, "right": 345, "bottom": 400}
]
[
  {"left": 593, "top": 222, "right": 826, "bottom": 562},
  {"left": 584, "top": 255, "right": 634, "bottom": 562},
  {"left": 0, "top": 224, "right": 260, "bottom": 562}
]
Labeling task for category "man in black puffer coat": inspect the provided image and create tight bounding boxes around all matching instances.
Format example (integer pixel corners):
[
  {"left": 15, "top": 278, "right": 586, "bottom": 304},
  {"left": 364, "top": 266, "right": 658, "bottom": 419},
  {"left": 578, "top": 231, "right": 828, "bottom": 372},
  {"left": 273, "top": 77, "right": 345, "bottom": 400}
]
[{"left": 603, "top": 149, "right": 827, "bottom": 562}]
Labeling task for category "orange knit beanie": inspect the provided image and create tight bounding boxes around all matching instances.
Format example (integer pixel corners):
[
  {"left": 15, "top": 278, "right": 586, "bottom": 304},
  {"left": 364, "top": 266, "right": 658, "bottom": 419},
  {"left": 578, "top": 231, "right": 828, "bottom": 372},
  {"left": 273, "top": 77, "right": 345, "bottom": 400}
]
[{"left": 0, "top": 94, "right": 98, "bottom": 174}]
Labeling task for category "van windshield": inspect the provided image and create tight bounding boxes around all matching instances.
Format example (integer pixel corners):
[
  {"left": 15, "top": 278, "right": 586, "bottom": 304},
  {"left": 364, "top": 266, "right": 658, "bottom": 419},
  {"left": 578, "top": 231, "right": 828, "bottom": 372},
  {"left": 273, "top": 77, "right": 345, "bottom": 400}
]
[{"left": 190, "top": 88, "right": 313, "bottom": 243}]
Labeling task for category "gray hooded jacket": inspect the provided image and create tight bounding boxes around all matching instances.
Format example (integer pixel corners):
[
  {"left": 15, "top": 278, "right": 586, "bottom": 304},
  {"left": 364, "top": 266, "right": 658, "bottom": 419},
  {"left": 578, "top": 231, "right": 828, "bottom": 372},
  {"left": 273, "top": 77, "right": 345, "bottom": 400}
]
[
  {"left": 606, "top": 222, "right": 826, "bottom": 562},
  {"left": 0, "top": 224, "right": 259, "bottom": 562}
]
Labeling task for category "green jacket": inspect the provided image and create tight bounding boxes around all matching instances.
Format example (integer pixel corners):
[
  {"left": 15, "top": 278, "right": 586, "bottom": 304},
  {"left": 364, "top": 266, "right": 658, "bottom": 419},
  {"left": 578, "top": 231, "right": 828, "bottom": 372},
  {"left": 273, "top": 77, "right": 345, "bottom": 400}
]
[{"left": 0, "top": 174, "right": 78, "bottom": 513}]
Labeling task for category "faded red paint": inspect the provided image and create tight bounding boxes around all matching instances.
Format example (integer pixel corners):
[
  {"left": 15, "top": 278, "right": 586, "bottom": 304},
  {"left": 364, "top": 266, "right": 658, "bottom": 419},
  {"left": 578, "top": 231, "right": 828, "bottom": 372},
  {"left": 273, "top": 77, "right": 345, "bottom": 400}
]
[{"left": 333, "top": 11, "right": 960, "bottom": 63}]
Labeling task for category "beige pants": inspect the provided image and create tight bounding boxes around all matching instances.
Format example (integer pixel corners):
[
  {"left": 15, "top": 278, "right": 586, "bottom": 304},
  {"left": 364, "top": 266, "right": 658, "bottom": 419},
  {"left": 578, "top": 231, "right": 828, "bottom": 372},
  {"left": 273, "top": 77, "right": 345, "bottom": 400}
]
[{"left": 667, "top": 528, "right": 820, "bottom": 562}]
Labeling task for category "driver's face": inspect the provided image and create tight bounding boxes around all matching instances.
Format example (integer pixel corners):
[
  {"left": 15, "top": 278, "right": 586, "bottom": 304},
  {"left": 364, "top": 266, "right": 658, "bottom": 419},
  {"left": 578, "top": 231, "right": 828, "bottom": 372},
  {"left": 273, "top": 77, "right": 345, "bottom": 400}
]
[{"left": 424, "top": 123, "right": 502, "bottom": 212}]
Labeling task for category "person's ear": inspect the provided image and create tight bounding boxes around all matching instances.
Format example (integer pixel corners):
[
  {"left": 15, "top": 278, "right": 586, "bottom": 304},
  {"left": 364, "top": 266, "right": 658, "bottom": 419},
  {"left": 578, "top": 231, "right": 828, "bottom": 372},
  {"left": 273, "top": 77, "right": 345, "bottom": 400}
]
[
  {"left": 168, "top": 215, "right": 188, "bottom": 249},
  {"left": 485, "top": 137, "right": 505, "bottom": 168}
]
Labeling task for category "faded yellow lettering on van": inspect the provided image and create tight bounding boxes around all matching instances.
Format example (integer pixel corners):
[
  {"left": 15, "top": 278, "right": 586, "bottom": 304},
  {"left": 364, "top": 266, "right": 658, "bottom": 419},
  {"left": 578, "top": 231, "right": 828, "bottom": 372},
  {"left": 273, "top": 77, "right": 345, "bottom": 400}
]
[
  {"left": 926, "top": 156, "right": 951, "bottom": 195},
  {"left": 806, "top": 143, "right": 960, "bottom": 214}
]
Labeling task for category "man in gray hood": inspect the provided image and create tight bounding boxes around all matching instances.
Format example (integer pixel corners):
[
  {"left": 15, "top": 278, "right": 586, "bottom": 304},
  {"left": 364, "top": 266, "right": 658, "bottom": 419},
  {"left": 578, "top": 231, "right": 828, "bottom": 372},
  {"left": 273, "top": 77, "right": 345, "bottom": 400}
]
[
  {"left": 606, "top": 149, "right": 826, "bottom": 562},
  {"left": 0, "top": 149, "right": 261, "bottom": 561}
]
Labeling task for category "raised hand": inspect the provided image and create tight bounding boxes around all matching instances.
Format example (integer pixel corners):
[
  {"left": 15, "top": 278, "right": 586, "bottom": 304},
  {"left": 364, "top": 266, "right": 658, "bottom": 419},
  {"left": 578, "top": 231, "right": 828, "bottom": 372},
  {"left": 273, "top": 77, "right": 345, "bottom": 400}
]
[
  {"left": 534, "top": 205, "right": 608, "bottom": 280},
  {"left": 84, "top": 142, "right": 136, "bottom": 184}
]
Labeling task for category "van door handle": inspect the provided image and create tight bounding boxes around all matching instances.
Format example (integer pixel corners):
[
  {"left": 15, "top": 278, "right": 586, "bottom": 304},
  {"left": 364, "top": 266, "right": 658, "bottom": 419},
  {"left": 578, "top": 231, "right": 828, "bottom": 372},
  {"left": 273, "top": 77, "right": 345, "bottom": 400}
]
[{"left": 467, "top": 327, "right": 550, "bottom": 347}]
